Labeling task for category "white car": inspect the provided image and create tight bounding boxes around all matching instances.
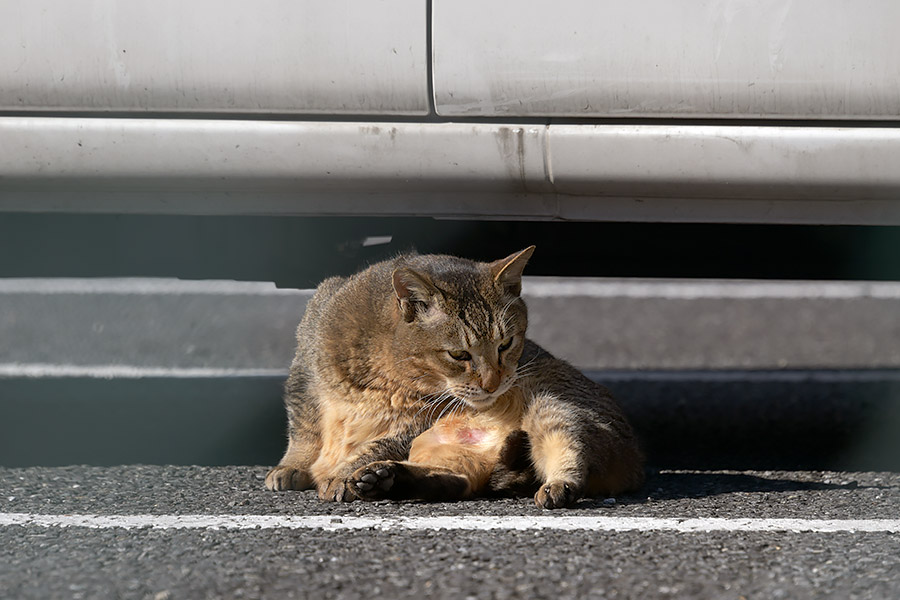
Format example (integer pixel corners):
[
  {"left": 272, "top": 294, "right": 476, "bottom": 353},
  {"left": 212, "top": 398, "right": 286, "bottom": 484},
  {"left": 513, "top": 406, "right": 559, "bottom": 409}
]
[{"left": 1, "top": 0, "right": 898, "bottom": 224}]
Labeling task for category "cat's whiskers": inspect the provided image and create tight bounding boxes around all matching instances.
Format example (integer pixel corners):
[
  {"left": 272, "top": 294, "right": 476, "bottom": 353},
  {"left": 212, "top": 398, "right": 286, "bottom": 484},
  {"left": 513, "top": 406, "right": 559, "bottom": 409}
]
[
  {"left": 513, "top": 363, "right": 538, "bottom": 376},
  {"left": 510, "top": 355, "right": 540, "bottom": 383},
  {"left": 414, "top": 388, "right": 455, "bottom": 421},
  {"left": 510, "top": 366, "right": 539, "bottom": 386},
  {"left": 415, "top": 388, "right": 447, "bottom": 405},
  {"left": 448, "top": 398, "right": 464, "bottom": 420},
  {"left": 435, "top": 395, "right": 466, "bottom": 422},
  {"left": 452, "top": 396, "right": 472, "bottom": 419},
  {"left": 413, "top": 389, "right": 443, "bottom": 408},
  {"left": 427, "top": 392, "right": 455, "bottom": 421},
  {"left": 517, "top": 354, "right": 539, "bottom": 371},
  {"left": 511, "top": 370, "right": 536, "bottom": 384}
]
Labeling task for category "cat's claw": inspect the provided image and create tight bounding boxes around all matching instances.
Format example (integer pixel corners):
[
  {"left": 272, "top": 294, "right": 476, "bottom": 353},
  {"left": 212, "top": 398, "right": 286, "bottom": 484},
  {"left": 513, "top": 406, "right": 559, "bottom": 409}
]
[
  {"left": 535, "top": 481, "right": 580, "bottom": 509},
  {"left": 351, "top": 462, "right": 396, "bottom": 499}
]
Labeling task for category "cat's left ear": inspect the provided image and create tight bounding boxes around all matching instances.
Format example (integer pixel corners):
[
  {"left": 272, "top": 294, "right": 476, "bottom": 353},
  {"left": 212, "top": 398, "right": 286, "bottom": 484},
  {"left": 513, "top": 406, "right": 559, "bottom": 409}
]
[{"left": 489, "top": 245, "right": 535, "bottom": 296}]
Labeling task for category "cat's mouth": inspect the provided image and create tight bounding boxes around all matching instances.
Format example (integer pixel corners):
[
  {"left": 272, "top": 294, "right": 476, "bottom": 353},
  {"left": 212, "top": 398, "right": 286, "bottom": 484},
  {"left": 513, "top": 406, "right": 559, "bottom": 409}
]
[
  {"left": 463, "top": 395, "right": 497, "bottom": 409},
  {"left": 458, "top": 379, "right": 514, "bottom": 409}
]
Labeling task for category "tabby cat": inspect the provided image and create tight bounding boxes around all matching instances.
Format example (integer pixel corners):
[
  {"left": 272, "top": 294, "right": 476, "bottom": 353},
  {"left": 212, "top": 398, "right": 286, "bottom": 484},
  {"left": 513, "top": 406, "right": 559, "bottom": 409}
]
[{"left": 266, "top": 247, "right": 644, "bottom": 508}]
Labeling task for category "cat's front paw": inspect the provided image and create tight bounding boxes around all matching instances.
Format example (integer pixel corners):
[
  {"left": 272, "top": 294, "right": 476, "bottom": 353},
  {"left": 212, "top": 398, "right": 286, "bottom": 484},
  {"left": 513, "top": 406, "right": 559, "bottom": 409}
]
[
  {"left": 350, "top": 461, "right": 399, "bottom": 500},
  {"left": 265, "top": 466, "right": 312, "bottom": 491},
  {"left": 535, "top": 481, "right": 581, "bottom": 509},
  {"left": 317, "top": 478, "right": 358, "bottom": 502}
]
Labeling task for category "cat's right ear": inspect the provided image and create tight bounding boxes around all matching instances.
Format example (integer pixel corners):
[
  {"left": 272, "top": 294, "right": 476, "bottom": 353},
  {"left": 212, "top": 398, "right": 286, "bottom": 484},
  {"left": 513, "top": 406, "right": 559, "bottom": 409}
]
[
  {"left": 490, "top": 245, "right": 535, "bottom": 297},
  {"left": 392, "top": 267, "right": 440, "bottom": 323}
]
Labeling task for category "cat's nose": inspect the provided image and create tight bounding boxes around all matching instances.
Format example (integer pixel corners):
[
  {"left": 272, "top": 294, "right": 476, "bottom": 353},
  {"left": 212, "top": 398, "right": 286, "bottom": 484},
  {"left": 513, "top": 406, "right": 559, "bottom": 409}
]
[{"left": 480, "top": 370, "right": 501, "bottom": 393}]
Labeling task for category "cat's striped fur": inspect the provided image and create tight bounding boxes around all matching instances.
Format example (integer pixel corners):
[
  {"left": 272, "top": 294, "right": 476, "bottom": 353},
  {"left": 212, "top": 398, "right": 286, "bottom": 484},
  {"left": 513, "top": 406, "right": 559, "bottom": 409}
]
[{"left": 265, "top": 247, "right": 644, "bottom": 508}]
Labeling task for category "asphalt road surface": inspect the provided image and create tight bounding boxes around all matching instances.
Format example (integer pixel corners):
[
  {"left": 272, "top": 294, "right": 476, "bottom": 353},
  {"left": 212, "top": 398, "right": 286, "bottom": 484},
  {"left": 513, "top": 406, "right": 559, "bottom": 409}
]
[{"left": 2, "top": 466, "right": 898, "bottom": 599}]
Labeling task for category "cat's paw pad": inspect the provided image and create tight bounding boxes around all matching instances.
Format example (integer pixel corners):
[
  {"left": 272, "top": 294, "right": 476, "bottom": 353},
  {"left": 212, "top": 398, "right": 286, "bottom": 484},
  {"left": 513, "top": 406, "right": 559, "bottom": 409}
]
[
  {"left": 318, "top": 478, "right": 357, "bottom": 503},
  {"left": 535, "top": 481, "right": 580, "bottom": 509},
  {"left": 265, "top": 466, "right": 312, "bottom": 491},
  {"left": 350, "top": 461, "right": 397, "bottom": 499}
]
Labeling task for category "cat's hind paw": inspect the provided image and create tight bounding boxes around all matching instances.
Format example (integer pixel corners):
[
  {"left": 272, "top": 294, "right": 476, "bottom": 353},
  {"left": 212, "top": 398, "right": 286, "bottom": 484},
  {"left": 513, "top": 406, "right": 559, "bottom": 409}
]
[
  {"left": 535, "top": 481, "right": 581, "bottom": 509},
  {"left": 265, "top": 466, "right": 313, "bottom": 491},
  {"left": 350, "top": 461, "right": 398, "bottom": 500}
]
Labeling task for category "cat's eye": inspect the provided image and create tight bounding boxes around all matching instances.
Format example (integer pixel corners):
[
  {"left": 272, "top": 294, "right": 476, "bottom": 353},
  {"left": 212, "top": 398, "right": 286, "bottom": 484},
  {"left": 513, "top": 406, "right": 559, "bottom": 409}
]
[
  {"left": 447, "top": 349, "right": 472, "bottom": 361},
  {"left": 498, "top": 338, "right": 513, "bottom": 353}
]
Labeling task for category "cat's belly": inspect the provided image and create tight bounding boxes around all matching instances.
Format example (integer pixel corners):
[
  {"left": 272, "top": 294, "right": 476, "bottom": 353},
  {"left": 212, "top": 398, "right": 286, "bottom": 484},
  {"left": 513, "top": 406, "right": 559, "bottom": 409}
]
[
  {"left": 406, "top": 415, "right": 511, "bottom": 493},
  {"left": 408, "top": 416, "right": 503, "bottom": 462},
  {"left": 451, "top": 426, "right": 489, "bottom": 445},
  {"left": 430, "top": 419, "right": 495, "bottom": 446},
  {"left": 410, "top": 386, "right": 528, "bottom": 456}
]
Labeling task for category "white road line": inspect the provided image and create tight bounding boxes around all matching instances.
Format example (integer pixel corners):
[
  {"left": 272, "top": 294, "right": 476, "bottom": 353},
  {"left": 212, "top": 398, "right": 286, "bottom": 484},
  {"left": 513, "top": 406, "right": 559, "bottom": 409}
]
[
  {"left": 522, "top": 278, "right": 900, "bottom": 300},
  {"left": 3, "top": 363, "right": 895, "bottom": 381},
  {"left": 4, "top": 277, "right": 900, "bottom": 300},
  {"left": 0, "top": 363, "right": 287, "bottom": 379},
  {"left": 2, "top": 513, "right": 899, "bottom": 533},
  {"left": 0, "top": 278, "right": 311, "bottom": 296},
  {"left": 590, "top": 369, "right": 900, "bottom": 383}
]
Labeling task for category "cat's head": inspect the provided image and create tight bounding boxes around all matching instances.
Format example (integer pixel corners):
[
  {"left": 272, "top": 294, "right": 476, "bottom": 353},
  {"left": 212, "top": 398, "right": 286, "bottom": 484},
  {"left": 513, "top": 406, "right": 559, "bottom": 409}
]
[{"left": 390, "top": 246, "right": 535, "bottom": 410}]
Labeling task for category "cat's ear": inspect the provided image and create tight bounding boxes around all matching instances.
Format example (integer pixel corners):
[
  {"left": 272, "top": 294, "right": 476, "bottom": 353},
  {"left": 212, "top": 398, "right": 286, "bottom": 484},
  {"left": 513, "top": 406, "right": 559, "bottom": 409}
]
[
  {"left": 489, "top": 246, "right": 535, "bottom": 297},
  {"left": 392, "top": 267, "right": 441, "bottom": 323}
]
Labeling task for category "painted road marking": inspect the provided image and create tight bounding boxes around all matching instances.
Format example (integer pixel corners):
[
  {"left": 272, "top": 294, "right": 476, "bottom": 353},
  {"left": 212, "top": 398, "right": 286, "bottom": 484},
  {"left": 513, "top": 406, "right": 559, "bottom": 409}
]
[
  {"left": 3, "top": 363, "right": 896, "bottom": 382},
  {"left": 0, "top": 364, "right": 286, "bottom": 379},
  {"left": 522, "top": 279, "right": 900, "bottom": 300},
  {"left": 589, "top": 369, "right": 900, "bottom": 383},
  {"left": 0, "top": 278, "right": 310, "bottom": 296},
  {"left": 3, "top": 277, "right": 900, "bottom": 300},
  {"left": 2, "top": 513, "right": 899, "bottom": 533}
]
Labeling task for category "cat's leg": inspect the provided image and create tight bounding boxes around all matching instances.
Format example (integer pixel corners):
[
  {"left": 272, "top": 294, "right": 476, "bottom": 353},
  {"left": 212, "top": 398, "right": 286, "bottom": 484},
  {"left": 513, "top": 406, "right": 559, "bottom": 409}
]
[
  {"left": 522, "top": 391, "right": 590, "bottom": 508},
  {"left": 265, "top": 389, "right": 321, "bottom": 491},
  {"left": 265, "top": 431, "right": 319, "bottom": 491},
  {"left": 347, "top": 430, "right": 497, "bottom": 501},
  {"left": 523, "top": 390, "right": 644, "bottom": 508},
  {"left": 314, "top": 435, "right": 415, "bottom": 502},
  {"left": 349, "top": 460, "right": 470, "bottom": 501},
  {"left": 486, "top": 429, "right": 539, "bottom": 496}
]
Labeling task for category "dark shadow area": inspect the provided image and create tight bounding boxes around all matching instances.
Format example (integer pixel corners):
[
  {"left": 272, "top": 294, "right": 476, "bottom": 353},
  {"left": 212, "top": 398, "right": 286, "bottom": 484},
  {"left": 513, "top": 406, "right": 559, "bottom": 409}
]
[
  {"left": 0, "top": 377, "right": 287, "bottom": 467},
  {"left": 1, "top": 213, "right": 899, "bottom": 286},
  {"left": 603, "top": 370, "right": 900, "bottom": 472},
  {"left": 1, "top": 370, "right": 898, "bottom": 472},
  {"left": 579, "top": 470, "right": 898, "bottom": 508}
]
